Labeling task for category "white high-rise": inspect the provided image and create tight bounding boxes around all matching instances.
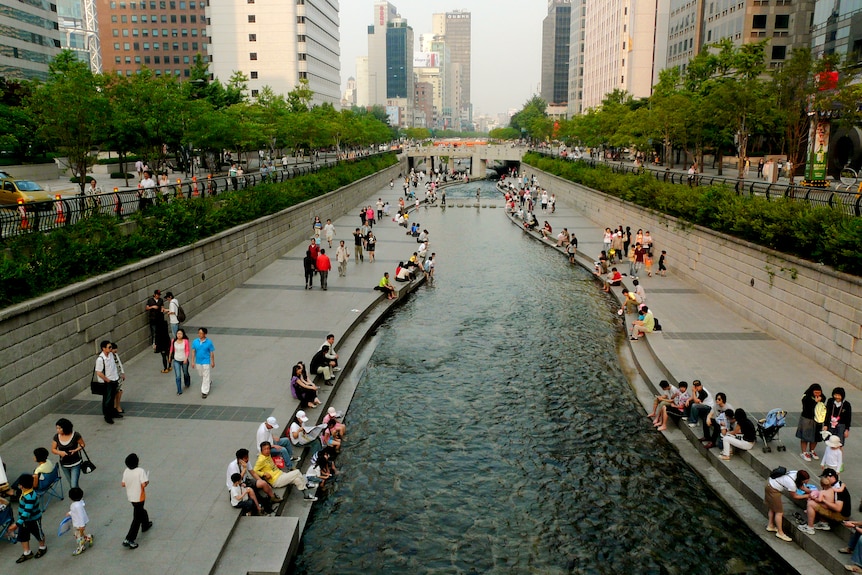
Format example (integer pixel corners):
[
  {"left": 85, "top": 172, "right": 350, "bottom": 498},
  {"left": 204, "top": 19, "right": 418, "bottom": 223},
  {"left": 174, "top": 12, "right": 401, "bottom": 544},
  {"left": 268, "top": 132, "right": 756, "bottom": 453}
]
[{"left": 207, "top": 0, "right": 341, "bottom": 105}]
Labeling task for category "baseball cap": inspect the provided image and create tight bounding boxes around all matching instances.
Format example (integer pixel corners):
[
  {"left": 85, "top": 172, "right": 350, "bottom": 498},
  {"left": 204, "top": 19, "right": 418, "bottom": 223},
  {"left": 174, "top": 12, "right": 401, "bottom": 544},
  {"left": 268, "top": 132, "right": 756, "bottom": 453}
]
[
  {"left": 296, "top": 410, "right": 308, "bottom": 423},
  {"left": 820, "top": 468, "right": 839, "bottom": 478},
  {"left": 266, "top": 416, "right": 279, "bottom": 429}
]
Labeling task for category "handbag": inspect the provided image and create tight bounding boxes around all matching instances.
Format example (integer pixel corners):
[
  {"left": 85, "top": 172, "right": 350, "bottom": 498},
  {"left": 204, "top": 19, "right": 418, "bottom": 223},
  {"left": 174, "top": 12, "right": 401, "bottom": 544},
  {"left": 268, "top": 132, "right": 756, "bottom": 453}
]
[
  {"left": 80, "top": 449, "right": 96, "bottom": 474},
  {"left": 90, "top": 371, "right": 106, "bottom": 395}
]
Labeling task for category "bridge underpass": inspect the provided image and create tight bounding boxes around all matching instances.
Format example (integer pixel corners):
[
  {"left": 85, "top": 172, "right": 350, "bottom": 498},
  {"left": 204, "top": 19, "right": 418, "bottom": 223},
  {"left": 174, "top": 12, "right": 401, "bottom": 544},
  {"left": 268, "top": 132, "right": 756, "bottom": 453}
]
[{"left": 404, "top": 143, "right": 527, "bottom": 178}]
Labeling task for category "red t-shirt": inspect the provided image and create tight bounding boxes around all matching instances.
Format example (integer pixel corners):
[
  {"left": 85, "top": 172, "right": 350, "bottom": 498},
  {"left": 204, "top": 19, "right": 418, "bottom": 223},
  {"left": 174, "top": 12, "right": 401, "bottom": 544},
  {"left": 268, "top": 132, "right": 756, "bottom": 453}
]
[
  {"left": 316, "top": 254, "right": 331, "bottom": 271},
  {"left": 309, "top": 244, "right": 319, "bottom": 259},
  {"left": 610, "top": 271, "right": 622, "bottom": 283}
]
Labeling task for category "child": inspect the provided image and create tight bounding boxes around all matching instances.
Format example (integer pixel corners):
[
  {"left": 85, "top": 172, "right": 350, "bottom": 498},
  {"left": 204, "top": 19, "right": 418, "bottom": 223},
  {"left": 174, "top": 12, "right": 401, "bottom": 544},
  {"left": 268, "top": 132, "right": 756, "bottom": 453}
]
[
  {"left": 229, "top": 473, "right": 260, "bottom": 516},
  {"left": 658, "top": 250, "right": 667, "bottom": 277},
  {"left": 67, "top": 487, "right": 94, "bottom": 555},
  {"left": 645, "top": 253, "right": 653, "bottom": 277},
  {"left": 7, "top": 474, "right": 47, "bottom": 562},
  {"left": 821, "top": 434, "right": 844, "bottom": 474}
]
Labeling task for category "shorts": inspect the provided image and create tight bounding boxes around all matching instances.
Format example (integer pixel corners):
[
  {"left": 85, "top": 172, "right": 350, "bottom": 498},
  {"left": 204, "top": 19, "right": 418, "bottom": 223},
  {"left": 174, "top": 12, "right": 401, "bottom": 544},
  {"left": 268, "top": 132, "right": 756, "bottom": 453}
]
[
  {"left": 809, "top": 501, "right": 847, "bottom": 522},
  {"left": 764, "top": 483, "right": 783, "bottom": 513},
  {"left": 17, "top": 519, "right": 44, "bottom": 543}
]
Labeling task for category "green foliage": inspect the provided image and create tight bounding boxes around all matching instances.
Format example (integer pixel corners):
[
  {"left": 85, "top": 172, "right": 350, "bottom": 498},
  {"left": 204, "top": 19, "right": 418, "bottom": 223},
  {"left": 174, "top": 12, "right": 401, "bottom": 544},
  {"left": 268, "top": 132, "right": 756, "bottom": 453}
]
[
  {"left": 524, "top": 153, "right": 860, "bottom": 275},
  {"left": 0, "top": 154, "right": 397, "bottom": 307}
]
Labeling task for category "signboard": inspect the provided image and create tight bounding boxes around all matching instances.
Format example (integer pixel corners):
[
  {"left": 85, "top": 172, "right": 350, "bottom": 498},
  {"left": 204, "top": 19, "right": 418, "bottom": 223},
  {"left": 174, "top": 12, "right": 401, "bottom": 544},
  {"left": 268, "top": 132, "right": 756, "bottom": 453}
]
[
  {"left": 413, "top": 52, "right": 439, "bottom": 68},
  {"left": 386, "top": 105, "right": 400, "bottom": 126},
  {"left": 806, "top": 119, "right": 830, "bottom": 181}
]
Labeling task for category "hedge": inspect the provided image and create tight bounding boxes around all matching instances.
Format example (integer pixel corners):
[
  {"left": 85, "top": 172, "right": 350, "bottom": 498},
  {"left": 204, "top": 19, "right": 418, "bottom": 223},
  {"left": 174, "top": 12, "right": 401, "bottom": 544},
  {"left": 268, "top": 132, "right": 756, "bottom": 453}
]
[
  {"left": 523, "top": 152, "right": 862, "bottom": 277},
  {"left": 0, "top": 153, "right": 397, "bottom": 307}
]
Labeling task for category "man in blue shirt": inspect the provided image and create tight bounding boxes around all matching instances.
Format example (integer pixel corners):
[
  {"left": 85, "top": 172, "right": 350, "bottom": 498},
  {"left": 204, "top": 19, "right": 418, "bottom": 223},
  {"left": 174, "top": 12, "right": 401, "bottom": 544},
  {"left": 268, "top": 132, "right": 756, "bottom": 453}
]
[{"left": 190, "top": 327, "right": 216, "bottom": 399}]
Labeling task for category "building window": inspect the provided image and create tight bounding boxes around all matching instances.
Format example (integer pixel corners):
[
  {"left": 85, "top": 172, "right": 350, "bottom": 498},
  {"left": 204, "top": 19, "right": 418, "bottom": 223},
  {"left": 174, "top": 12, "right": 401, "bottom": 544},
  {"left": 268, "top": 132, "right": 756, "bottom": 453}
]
[
  {"left": 114, "top": 42, "right": 120, "bottom": 49},
  {"left": 297, "top": 16, "right": 305, "bottom": 23},
  {"left": 180, "top": 15, "right": 186, "bottom": 23},
  {"left": 154, "top": 55, "right": 160, "bottom": 63},
  {"left": 775, "top": 14, "right": 789, "bottom": 28},
  {"left": 180, "top": 1, "right": 186, "bottom": 7},
  {"left": 113, "top": 29, "right": 119, "bottom": 37},
  {"left": 144, "top": 56, "right": 150, "bottom": 63},
  {"left": 183, "top": 55, "right": 189, "bottom": 63},
  {"left": 192, "top": 42, "right": 198, "bottom": 49},
  {"left": 297, "top": 34, "right": 306, "bottom": 42},
  {"left": 172, "top": 42, "right": 179, "bottom": 50},
  {"left": 190, "top": 15, "right": 196, "bottom": 22},
  {"left": 250, "top": 52, "right": 257, "bottom": 60},
  {"left": 121, "top": 15, "right": 127, "bottom": 22},
  {"left": 251, "top": 89, "right": 259, "bottom": 97},
  {"left": 135, "top": 56, "right": 141, "bottom": 63},
  {"left": 182, "top": 42, "right": 188, "bottom": 49},
  {"left": 115, "top": 56, "right": 121, "bottom": 63},
  {"left": 181, "top": 29, "right": 188, "bottom": 36},
  {"left": 143, "top": 42, "right": 149, "bottom": 49},
  {"left": 249, "top": 33, "right": 256, "bottom": 41},
  {"left": 171, "top": 15, "right": 177, "bottom": 23},
  {"left": 131, "top": 15, "right": 137, "bottom": 22},
  {"left": 133, "top": 42, "right": 139, "bottom": 49},
  {"left": 248, "top": 15, "right": 255, "bottom": 23},
  {"left": 772, "top": 45, "right": 786, "bottom": 59},
  {"left": 125, "top": 56, "right": 131, "bottom": 63},
  {"left": 298, "top": 53, "right": 306, "bottom": 60},
  {"left": 298, "top": 72, "right": 307, "bottom": 79},
  {"left": 250, "top": 71, "right": 258, "bottom": 78},
  {"left": 752, "top": 15, "right": 767, "bottom": 28},
  {"left": 124, "top": 42, "right": 130, "bottom": 49},
  {"left": 111, "top": 15, "right": 118, "bottom": 22}
]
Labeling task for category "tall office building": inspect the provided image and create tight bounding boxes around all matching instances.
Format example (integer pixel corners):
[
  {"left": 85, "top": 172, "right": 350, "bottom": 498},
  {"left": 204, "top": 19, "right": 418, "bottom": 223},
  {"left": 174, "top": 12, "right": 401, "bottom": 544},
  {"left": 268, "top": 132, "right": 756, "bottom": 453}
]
[
  {"left": 567, "top": 0, "right": 586, "bottom": 116},
  {"left": 541, "top": 0, "right": 572, "bottom": 107},
  {"left": 0, "top": 0, "right": 61, "bottom": 81},
  {"left": 355, "top": 55, "right": 369, "bottom": 106},
  {"left": 581, "top": 0, "right": 664, "bottom": 110},
  {"left": 812, "top": 0, "right": 862, "bottom": 58},
  {"left": 366, "top": 1, "right": 398, "bottom": 106},
  {"left": 97, "top": 0, "right": 206, "bottom": 78},
  {"left": 58, "top": 0, "right": 102, "bottom": 72},
  {"left": 432, "top": 10, "right": 471, "bottom": 127},
  {"left": 208, "top": 0, "right": 340, "bottom": 104}
]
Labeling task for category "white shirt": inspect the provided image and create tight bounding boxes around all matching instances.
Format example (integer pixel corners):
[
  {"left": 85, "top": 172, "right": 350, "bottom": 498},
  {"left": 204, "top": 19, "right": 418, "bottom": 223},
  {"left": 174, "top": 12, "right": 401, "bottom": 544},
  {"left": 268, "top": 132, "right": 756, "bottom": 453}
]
[
  {"left": 122, "top": 467, "right": 149, "bottom": 503},
  {"left": 255, "top": 422, "right": 276, "bottom": 453},
  {"left": 70, "top": 500, "right": 89, "bottom": 528},
  {"left": 822, "top": 445, "right": 843, "bottom": 470},
  {"left": 96, "top": 351, "right": 119, "bottom": 381},
  {"left": 226, "top": 458, "right": 243, "bottom": 489},
  {"left": 168, "top": 298, "right": 179, "bottom": 325},
  {"left": 768, "top": 470, "right": 798, "bottom": 492}
]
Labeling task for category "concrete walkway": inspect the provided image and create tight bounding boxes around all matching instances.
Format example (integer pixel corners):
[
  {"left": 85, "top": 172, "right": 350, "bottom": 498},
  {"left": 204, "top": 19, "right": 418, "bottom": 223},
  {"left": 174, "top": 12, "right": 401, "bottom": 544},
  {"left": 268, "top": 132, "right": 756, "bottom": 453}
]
[
  {"left": 0, "top": 176, "right": 422, "bottom": 573},
  {"left": 501, "top": 179, "right": 857, "bottom": 574}
]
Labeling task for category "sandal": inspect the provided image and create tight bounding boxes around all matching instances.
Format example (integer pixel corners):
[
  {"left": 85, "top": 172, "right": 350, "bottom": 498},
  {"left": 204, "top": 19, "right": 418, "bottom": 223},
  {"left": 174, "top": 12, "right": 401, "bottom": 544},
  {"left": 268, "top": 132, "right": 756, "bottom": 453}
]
[
  {"left": 840, "top": 548, "right": 853, "bottom": 555},
  {"left": 843, "top": 566, "right": 862, "bottom": 573}
]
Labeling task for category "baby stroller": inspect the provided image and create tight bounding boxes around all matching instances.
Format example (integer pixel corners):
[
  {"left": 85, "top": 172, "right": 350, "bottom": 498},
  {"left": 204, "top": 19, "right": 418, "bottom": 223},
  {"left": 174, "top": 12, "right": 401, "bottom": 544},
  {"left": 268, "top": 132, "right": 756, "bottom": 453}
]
[
  {"left": 0, "top": 501, "right": 17, "bottom": 543},
  {"left": 756, "top": 408, "right": 787, "bottom": 453}
]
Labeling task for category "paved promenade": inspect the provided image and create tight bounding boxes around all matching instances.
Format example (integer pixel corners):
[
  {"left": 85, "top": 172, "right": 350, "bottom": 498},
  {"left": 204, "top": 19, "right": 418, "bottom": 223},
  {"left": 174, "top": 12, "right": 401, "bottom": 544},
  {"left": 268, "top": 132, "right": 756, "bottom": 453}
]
[
  {"left": 0, "top": 177, "right": 421, "bottom": 573},
  {"left": 503, "top": 179, "right": 857, "bottom": 574}
]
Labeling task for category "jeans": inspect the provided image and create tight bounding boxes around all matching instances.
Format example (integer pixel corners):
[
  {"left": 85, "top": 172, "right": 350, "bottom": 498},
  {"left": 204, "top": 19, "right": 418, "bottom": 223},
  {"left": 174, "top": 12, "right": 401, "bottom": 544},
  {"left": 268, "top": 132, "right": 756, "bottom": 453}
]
[
  {"left": 689, "top": 403, "right": 711, "bottom": 426},
  {"left": 630, "top": 260, "right": 641, "bottom": 276},
  {"left": 319, "top": 270, "right": 328, "bottom": 289},
  {"left": 149, "top": 323, "right": 158, "bottom": 346},
  {"left": 126, "top": 501, "right": 149, "bottom": 541},
  {"left": 60, "top": 463, "right": 81, "bottom": 490},
  {"left": 173, "top": 359, "right": 190, "bottom": 393},
  {"left": 849, "top": 530, "right": 862, "bottom": 567},
  {"left": 170, "top": 323, "right": 179, "bottom": 339}
]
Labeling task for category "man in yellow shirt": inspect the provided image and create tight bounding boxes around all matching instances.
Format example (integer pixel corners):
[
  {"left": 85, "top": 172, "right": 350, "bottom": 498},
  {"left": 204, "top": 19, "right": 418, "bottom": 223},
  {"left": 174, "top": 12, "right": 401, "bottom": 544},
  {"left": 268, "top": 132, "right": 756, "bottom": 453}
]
[{"left": 253, "top": 442, "right": 317, "bottom": 501}]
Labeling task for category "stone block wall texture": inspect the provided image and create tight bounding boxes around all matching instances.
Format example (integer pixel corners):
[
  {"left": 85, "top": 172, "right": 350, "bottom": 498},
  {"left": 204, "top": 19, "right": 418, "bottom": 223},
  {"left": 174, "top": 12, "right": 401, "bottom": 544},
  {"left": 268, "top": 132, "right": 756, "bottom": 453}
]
[
  {"left": 536, "top": 168, "right": 862, "bottom": 387},
  {"left": 0, "top": 161, "right": 405, "bottom": 443}
]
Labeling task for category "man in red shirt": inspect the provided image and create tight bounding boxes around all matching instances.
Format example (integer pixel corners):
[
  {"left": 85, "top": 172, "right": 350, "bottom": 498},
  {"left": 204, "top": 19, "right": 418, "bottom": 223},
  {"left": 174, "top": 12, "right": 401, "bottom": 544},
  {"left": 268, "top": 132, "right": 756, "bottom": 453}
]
[{"left": 316, "top": 249, "right": 331, "bottom": 290}]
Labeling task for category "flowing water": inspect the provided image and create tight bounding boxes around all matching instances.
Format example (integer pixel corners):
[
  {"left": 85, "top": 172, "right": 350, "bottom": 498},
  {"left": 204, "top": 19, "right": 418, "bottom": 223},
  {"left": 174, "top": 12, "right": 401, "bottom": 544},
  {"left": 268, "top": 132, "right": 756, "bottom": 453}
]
[{"left": 293, "top": 181, "right": 791, "bottom": 574}]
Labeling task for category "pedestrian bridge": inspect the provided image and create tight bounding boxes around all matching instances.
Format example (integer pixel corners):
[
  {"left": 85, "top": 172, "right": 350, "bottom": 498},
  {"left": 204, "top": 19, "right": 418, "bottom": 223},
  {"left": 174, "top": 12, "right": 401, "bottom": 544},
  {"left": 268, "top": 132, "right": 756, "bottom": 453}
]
[{"left": 403, "top": 143, "right": 527, "bottom": 178}]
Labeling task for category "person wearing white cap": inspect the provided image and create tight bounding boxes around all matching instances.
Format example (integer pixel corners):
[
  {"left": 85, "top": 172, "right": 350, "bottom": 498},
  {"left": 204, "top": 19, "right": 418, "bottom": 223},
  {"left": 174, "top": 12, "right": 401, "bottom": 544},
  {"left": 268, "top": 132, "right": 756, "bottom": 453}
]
[
  {"left": 256, "top": 417, "right": 297, "bottom": 465},
  {"left": 289, "top": 411, "right": 315, "bottom": 446}
]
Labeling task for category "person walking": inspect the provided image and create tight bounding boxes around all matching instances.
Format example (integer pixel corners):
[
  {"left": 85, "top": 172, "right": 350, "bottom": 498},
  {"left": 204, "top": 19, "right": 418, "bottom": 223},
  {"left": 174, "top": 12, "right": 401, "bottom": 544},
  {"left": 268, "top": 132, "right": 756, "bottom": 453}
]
[
  {"left": 170, "top": 328, "right": 191, "bottom": 395},
  {"left": 94, "top": 340, "right": 121, "bottom": 424},
  {"left": 335, "top": 240, "right": 350, "bottom": 277},
  {"left": 121, "top": 453, "right": 152, "bottom": 550},
  {"left": 190, "top": 327, "right": 215, "bottom": 399},
  {"left": 316, "top": 248, "right": 331, "bottom": 290},
  {"left": 303, "top": 249, "right": 316, "bottom": 289}
]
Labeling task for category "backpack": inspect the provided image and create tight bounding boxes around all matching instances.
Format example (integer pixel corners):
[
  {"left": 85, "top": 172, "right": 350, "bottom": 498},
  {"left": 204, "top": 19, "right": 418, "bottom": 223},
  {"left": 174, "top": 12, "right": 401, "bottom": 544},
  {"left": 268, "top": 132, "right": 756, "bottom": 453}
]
[
  {"left": 769, "top": 466, "right": 788, "bottom": 479},
  {"left": 653, "top": 317, "right": 662, "bottom": 332},
  {"left": 176, "top": 304, "right": 187, "bottom": 323}
]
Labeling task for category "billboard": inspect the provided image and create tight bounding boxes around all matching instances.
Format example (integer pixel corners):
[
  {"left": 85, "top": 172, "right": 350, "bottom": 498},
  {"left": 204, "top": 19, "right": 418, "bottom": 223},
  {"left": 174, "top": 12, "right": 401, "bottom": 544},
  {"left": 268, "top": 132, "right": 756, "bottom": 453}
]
[
  {"left": 386, "top": 105, "right": 400, "bottom": 126},
  {"left": 413, "top": 52, "right": 439, "bottom": 68}
]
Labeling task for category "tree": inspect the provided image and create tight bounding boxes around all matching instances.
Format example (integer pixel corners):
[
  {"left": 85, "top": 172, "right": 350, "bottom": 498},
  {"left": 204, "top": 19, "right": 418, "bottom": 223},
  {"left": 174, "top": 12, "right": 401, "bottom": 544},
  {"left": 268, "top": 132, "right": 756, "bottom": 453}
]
[
  {"left": 29, "top": 51, "right": 110, "bottom": 194},
  {"left": 405, "top": 127, "right": 431, "bottom": 140},
  {"left": 509, "top": 96, "right": 547, "bottom": 141},
  {"left": 287, "top": 78, "right": 314, "bottom": 113}
]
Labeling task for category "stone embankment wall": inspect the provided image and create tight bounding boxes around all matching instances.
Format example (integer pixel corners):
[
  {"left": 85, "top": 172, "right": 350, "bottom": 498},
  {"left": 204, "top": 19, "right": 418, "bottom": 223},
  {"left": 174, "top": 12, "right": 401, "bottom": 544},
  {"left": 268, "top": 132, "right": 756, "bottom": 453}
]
[
  {"left": 0, "top": 160, "right": 405, "bottom": 443},
  {"left": 536, "top": 168, "right": 862, "bottom": 387}
]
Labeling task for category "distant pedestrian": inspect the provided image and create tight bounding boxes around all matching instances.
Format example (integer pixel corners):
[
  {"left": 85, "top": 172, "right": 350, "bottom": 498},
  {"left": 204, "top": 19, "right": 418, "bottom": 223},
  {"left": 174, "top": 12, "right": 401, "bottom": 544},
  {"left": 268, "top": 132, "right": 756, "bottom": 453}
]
[
  {"left": 757, "top": 158, "right": 764, "bottom": 179},
  {"left": 658, "top": 250, "right": 667, "bottom": 276},
  {"left": 303, "top": 249, "right": 316, "bottom": 289},
  {"left": 110, "top": 342, "right": 126, "bottom": 414},
  {"left": 145, "top": 289, "right": 164, "bottom": 349},
  {"left": 366, "top": 232, "right": 376, "bottom": 262},
  {"left": 94, "top": 341, "right": 121, "bottom": 424},
  {"left": 335, "top": 240, "right": 349, "bottom": 277},
  {"left": 316, "top": 248, "right": 331, "bottom": 290},
  {"left": 190, "top": 328, "right": 215, "bottom": 399},
  {"left": 353, "top": 228, "right": 364, "bottom": 262},
  {"left": 376, "top": 198, "right": 384, "bottom": 220},
  {"left": 121, "top": 453, "right": 151, "bottom": 550},
  {"left": 323, "top": 219, "right": 335, "bottom": 248},
  {"left": 67, "top": 487, "right": 94, "bottom": 556},
  {"left": 366, "top": 206, "right": 375, "bottom": 228}
]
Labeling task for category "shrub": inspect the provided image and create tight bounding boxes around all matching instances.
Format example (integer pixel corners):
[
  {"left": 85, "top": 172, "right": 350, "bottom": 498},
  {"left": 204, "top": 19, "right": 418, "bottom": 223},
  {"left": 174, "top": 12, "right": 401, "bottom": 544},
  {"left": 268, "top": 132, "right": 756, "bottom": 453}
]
[
  {"left": 110, "top": 172, "right": 136, "bottom": 179},
  {"left": 523, "top": 152, "right": 862, "bottom": 276}
]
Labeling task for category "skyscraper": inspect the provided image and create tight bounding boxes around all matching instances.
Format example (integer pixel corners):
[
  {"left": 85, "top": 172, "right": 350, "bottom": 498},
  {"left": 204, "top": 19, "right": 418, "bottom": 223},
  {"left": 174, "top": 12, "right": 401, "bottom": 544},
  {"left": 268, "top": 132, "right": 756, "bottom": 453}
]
[
  {"left": 207, "top": 0, "right": 340, "bottom": 104},
  {"left": 432, "top": 10, "right": 471, "bottom": 127},
  {"left": 541, "top": 0, "right": 571, "bottom": 107},
  {"left": 366, "top": 1, "right": 398, "bottom": 106},
  {"left": 58, "top": 0, "right": 102, "bottom": 72},
  {"left": 0, "top": 0, "right": 61, "bottom": 81}
]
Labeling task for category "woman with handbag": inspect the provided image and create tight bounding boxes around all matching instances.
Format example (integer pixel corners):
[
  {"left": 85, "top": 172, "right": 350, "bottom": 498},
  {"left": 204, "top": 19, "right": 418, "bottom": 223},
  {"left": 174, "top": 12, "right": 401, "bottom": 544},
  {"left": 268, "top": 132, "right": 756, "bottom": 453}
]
[{"left": 51, "top": 418, "right": 85, "bottom": 489}]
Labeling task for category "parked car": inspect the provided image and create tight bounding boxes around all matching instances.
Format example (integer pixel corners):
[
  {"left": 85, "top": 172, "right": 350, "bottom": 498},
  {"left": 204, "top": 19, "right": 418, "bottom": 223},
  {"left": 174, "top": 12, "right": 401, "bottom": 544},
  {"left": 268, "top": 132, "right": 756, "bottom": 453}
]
[{"left": 0, "top": 178, "right": 55, "bottom": 210}]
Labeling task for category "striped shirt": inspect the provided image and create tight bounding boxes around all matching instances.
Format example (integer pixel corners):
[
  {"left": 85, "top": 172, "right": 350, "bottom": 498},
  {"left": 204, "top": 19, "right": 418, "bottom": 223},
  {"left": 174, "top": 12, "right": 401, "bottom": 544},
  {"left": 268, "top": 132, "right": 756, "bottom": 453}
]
[{"left": 17, "top": 490, "right": 41, "bottom": 524}]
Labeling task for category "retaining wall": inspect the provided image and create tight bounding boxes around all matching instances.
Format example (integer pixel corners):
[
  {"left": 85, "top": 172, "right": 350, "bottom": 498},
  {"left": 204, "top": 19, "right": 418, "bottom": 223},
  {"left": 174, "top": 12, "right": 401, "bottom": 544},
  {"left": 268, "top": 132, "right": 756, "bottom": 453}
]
[
  {"left": 0, "top": 159, "right": 405, "bottom": 443},
  {"left": 536, "top": 168, "right": 862, "bottom": 387}
]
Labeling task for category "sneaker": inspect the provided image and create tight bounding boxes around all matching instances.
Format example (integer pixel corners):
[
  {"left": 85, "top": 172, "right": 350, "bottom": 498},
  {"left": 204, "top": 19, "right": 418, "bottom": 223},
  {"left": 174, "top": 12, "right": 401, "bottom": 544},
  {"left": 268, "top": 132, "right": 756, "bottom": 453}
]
[
  {"left": 73, "top": 547, "right": 85, "bottom": 556},
  {"left": 306, "top": 483, "right": 316, "bottom": 490},
  {"left": 810, "top": 451, "right": 820, "bottom": 460},
  {"left": 681, "top": 417, "right": 689, "bottom": 422},
  {"left": 332, "top": 367, "right": 341, "bottom": 372},
  {"left": 797, "top": 524, "right": 815, "bottom": 535},
  {"left": 290, "top": 456, "right": 301, "bottom": 462},
  {"left": 142, "top": 521, "right": 153, "bottom": 533},
  {"left": 88, "top": 535, "right": 94, "bottom": 547},
  {"left": 124, "top": 540, "right": 139, "bottom": 549},
  {"left": 801, "top": 452, "right": 812, "bottom": 462},
  {"left": 776, "top": 533, "right": 792, "bottom": 542},
  {"left": 202, "top": 393, "right": 207, "bottom": 399},
  {"left": 16, "top": 553, "right": 33, "bottom": 563},
  {"left": 34, "top": 548, "right": 46, "bottom": 559},
  {"left": 303, "top": 492, "right": 318, "bottom": 501},
  {"left": 270, "top": 495, "right": 283, "bottom": 503},
  {"left": 814, "top": 521, "right": 831, "bottom": 531},
  {"left": 687, "top": 422, "right": 697, "bottom": 428}
]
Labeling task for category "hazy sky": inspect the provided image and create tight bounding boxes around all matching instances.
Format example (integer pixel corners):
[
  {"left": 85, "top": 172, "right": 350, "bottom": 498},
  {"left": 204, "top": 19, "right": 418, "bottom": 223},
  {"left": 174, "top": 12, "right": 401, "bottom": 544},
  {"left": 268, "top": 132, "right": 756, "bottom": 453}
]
[{"left": 338, "top": 1, "right": 547, "bottom": 118}]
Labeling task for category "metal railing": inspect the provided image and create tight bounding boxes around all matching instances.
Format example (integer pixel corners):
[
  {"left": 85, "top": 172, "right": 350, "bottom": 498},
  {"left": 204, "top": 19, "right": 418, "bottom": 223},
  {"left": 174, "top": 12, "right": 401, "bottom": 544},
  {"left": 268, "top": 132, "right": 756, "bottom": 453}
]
[
  {"left": 532, "top": 151, "right": 862, "bottom": 217},
  {"left": 0, "top": 153, "right": 391, "bottom": 240}
]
